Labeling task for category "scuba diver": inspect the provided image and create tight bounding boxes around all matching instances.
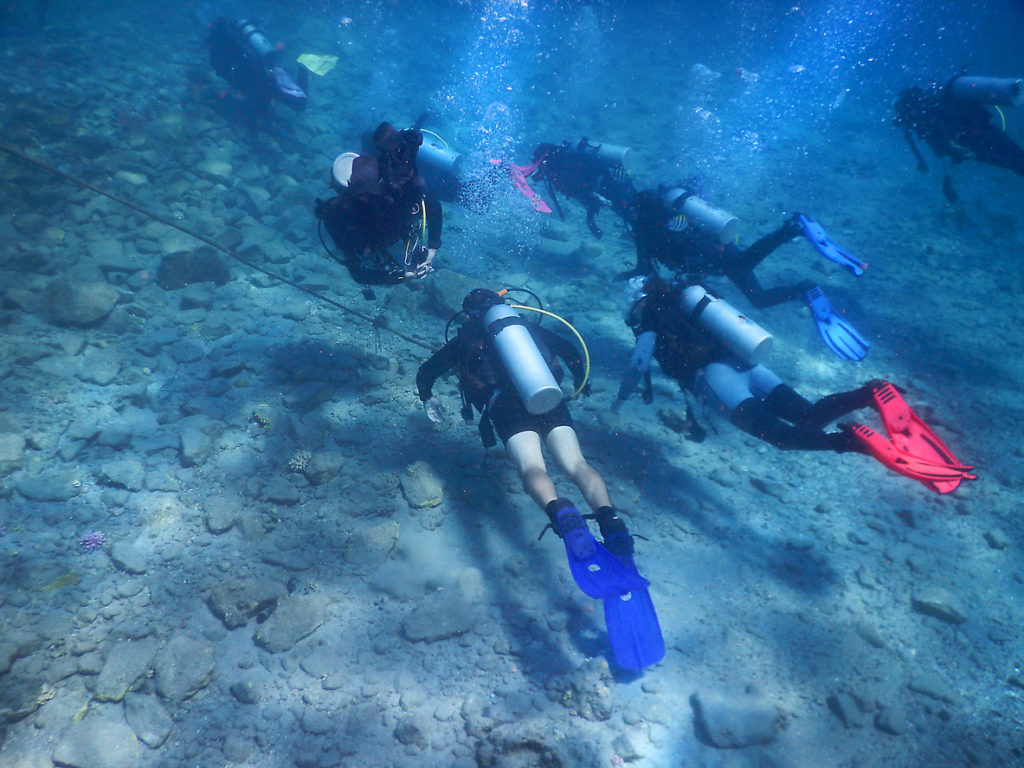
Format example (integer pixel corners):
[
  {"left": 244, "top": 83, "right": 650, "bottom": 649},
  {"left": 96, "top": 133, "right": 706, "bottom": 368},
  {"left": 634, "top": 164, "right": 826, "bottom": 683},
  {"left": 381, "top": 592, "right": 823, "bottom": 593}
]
[
  {"left": 416, "top": 288, "right": 663, "bottom": 669},
  {"left": 612, "top": 277, "right": 975, "bottom": 494},
  {"left": 894, "top": 73, "right": 1024, "bottom": 186},
  {"left": 315, "top": 123, "right": 443, "bottom": 288},
  {"left": 206, "top": 17, "right": 307, "bottom": 114},
  {"left": 621, "top": 186, "right": 870, "bottom": 361},
  {"left": 621, "top": 186, "right": 814, "bottom": 309},
  {"left": 525, "top": 138, "right": 638, "bottom": 238}
]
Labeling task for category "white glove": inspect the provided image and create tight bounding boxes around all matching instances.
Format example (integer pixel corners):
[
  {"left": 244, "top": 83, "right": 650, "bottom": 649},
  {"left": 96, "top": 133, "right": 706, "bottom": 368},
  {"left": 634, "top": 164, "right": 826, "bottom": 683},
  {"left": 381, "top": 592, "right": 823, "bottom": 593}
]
[{"left": 423, "top": 397, "right": 445, "bottom": 424}]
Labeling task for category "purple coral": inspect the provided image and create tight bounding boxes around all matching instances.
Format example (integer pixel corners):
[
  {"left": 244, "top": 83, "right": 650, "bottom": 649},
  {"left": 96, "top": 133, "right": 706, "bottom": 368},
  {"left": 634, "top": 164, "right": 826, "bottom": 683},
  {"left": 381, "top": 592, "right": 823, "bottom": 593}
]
[{"left": 79, "top": 530, "right": 106, "bottom": 552}]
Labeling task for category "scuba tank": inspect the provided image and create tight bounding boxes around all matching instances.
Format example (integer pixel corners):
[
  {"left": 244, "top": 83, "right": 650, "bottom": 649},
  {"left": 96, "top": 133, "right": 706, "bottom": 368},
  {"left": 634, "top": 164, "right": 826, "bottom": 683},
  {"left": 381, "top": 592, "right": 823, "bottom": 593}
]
[
  {"left": 662, "top": 188, "right": 739, "bottom": 244},
  {"left": 416, "top": 135, "right": 463, "bottom": 202},
  {"left": 330, "top": 152, "right": 359, "bottom": 191},
  {"left": 948, "top": 75, "right": 1024, "bottom": 107},
  {"left": 569, "top": 139, "right": 633, "bottom": 168},
  {"left": 483, "top": 303, "right": 563, "bottom": 415},
  {"left": 236, "top": 19, "right": 278, "bottom": 63},
  {"left": 417, "top": 139, "right": 463, "bottom": 182},
  {"left": 680, "top": 285, "right": 772, "bottom": 366}
]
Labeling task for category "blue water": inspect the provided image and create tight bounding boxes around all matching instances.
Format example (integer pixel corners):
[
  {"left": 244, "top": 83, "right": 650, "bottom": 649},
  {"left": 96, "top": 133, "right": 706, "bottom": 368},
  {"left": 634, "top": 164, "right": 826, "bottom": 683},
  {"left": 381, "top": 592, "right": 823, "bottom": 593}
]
[{"left": 1, "top": 1, "right": 1023, "bottom": 766}]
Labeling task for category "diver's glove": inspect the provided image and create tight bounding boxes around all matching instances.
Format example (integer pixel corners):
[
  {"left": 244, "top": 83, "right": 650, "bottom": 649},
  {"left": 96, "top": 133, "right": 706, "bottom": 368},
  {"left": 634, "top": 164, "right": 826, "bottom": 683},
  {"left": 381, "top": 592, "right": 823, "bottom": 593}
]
[{"left": 423, "top": 397, "right": 446, "bottom": 424}]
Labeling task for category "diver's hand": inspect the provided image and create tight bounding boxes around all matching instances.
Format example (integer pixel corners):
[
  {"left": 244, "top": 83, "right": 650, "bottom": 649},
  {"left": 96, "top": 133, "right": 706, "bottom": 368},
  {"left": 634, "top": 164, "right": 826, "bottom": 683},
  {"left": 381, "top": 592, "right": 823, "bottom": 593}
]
[{"left": 423, "top": 397, "right": 445, "bottom": 423}]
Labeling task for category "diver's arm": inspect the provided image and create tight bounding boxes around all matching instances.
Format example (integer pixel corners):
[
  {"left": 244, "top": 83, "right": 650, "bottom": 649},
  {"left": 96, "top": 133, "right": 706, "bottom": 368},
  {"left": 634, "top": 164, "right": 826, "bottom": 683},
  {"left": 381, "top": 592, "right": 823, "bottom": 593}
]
[
  {"left": 902, "top": 128, "right": 929, "bottom": 173},
  {"left": 614, "top": 331, "right": 657, "bottom": 408},
  {"left": 416, "top": 338, "right": 462, "bottom": 401},
  {"left": 534, "top": 326, "right": 586, "bottom": 390}
]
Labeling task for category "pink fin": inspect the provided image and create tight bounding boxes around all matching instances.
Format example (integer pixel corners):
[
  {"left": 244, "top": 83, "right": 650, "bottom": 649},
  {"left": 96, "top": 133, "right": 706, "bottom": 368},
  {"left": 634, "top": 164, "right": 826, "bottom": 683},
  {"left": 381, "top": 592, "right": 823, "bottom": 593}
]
[{"left": 492, "top": 157, "right": 552, "bottom": 214}]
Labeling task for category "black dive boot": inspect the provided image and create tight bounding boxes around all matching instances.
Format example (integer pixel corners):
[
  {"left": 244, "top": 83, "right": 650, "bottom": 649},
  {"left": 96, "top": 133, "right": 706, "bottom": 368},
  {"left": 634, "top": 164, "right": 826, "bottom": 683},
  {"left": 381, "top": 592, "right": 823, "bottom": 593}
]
[
  {"left": 592, "top": 506, "right": 637, "bottom": 570},
  {"left": 543, "top": 499, "right": 646, "bottom": 600}
]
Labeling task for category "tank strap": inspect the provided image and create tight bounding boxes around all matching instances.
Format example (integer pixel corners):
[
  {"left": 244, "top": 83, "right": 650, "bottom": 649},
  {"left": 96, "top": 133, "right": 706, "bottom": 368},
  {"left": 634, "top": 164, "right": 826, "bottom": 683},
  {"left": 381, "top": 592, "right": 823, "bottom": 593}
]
[
  {"left": 687, "top": 293, "right": 713, "bottom": 325},
  {"left": 485, "top": 314, "right": 527, "bottom": 337}
]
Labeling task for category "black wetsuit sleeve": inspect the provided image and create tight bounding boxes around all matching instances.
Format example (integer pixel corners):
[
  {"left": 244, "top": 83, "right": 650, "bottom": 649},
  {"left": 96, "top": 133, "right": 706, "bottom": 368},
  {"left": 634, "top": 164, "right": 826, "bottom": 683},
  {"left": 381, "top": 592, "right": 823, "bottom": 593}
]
[
  {"left": 534, "top": 325, "right": 585, "bottom": 387},
  {"left": 425, "top": 194, "right": 443, "bottom": 249},
  {"left": 416, "top": 337, "right": 461, "bottom": 401}
]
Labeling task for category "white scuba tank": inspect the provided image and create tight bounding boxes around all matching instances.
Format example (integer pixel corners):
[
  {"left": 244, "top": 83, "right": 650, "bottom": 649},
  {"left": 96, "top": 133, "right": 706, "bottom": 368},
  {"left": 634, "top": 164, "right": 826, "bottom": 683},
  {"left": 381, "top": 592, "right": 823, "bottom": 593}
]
[
  {"left": 589, "top": 142, "right": 633, "bottom": 168},
  {"left": 417, "top": 139, "right": 463, "bottom": 180},
  {"left": 330, "top": 152, "right": 359, "bottom": 191},
  {"left": 948, "top": 75, "right": 1024, "bottom": 107},
  {"left": 483, "top": 304, "right": 563, "bottom": 415},
  {"left": 680, "top": 285, "right": 773, "bottom": 366},
  {"left": 662, "top": 188, "right": 739, "bottom": 244}
]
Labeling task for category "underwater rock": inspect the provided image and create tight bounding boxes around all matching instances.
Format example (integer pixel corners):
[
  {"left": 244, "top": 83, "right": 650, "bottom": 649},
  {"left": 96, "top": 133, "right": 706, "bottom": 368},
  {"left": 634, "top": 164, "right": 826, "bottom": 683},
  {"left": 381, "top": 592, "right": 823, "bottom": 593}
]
[
  {"left": 0, "top": 673, "right": 46, "bottom": 724},
  {"left": 157, "top": 248, "right": 230, "bottom": 290},
  {"left": 45, "top": 278, "right": 120, "bottom": 326},
  {"left": 98, "top": 458, "right": 145, "bottom": 491},
  {"left": 154, "top": 634, "right": 215, "bottom": 703},
  {"left": 873, "top": 706, "right": 910, "bottom": 735},
  {"left": 551, "top": 658, "right": 614, "bottom": 722},
  {"left": 94, "top": 637, "right": 158, "bottom": 702},
  {"left": 690, "top": 688, "right": 785, "bottom": 748},
  {"left": 402, "top": 590, "right": 475, "bottom": 642},
  {"left": 477, "top": 718, "right": 600, "bottom": 767},
  {"left": 179, "top": 426, "right": 213, "bottom": 468},
  {"left": 827, "top": 692, "right": 866, "bottom": 729},
  {"left": 984, "top": 528, "right": 1011, "bottom": 550},
  {"left": 206, "top": 579, "right": 286, "bottom": 629},
  {"left": 195, "top": 159, "right": 232, "bottom": 186},
  {"left": 0, "top": 432, "right": 26, "bottom": 476},
  {"left": 344, "top": 521, "right": 399, "bottom": 574},
  {"left": 52, "top": 720, "right": 144, "bottom": 768},
  {"left": 540, "top": 221, "right": 573, "bottom": 242},
  {"left": 400, "top": 460, "right": 444, "bottom": 509},
  {"left": 911, "top": 588, "right": 967, "bottom": 624},
  {"left": 108, "top": 541, "right": 148, "bottom": 575},
  {"left": 75, "top": 347, "right": 122, "bottom": 386},
  {"left": 253, "top": 594, "right": 326, "bottom": 653},
  {"left": 86, "top": 238, "right": 124, "bottom": 264},
  {"left": 263, "top": 477, "right": 300, "bottom": 506},
  {"left": 301, "top": 451, "right": 344, "bottom": 486},
  {"left": 123, "top": 692, "right": 173, "bottom": 748},
  {"left": 393, "top": 714, "right": 430, "bottom": 749},
  {"left": 204, "top": 495, "right": 236, "bottom": 534},
  {"left": 15, "top": 470, "right": 81, "bottom": 502},
  {"left": 908, "top": 674, "right": 961, "bottom": 706},
  {"left": 229, "top": 679, "right": 261, "bottom": 704}
]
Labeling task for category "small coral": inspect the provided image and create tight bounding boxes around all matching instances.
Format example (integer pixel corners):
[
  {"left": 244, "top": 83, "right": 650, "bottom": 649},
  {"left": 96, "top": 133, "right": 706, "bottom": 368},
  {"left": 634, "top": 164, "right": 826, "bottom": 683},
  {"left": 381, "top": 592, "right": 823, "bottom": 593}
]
[
  {"left": 79, "top": 531, "right": 106, "bottom": 552},
  {"left": 251, "top": 410, "right": 273, "bottom": 429},
  {"left": 288, "top": 451, "right": 312, "bottom": 472}
]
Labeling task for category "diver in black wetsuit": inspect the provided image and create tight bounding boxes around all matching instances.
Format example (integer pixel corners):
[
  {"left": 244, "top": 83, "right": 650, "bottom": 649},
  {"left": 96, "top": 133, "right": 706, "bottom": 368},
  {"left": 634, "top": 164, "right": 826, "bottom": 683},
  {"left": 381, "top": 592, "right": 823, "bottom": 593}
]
[
  {"left": 894, "top": 75, "right": 1024, "bottom": 178},
  {"left": 207, "top": 17, "right": 307, "bottom": 114},
  {"left": 620, "top": 187, "right": 811, "bottom": 309},
  {"left": 315, "top": 123, "right": 443, "bottom": 286},
  {"left": 530, "top": 138, "right": 637, "bottom": 238},
  {"left": 612, "top": 276, "right": 874, "bottom": 452}
]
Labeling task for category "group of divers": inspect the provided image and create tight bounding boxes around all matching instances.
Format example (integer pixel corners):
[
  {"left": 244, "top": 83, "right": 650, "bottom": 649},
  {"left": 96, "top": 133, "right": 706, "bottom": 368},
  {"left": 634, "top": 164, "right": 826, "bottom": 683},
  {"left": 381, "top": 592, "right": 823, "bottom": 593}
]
[{"left": 201, "top": 18, "right": 1024, "bottom": 670}]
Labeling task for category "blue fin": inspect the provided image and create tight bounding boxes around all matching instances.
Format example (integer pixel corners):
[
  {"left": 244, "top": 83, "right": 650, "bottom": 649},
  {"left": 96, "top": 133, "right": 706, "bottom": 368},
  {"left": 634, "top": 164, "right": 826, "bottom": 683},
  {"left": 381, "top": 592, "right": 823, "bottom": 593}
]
[
  {"left": 601, "top": 531, "right": 665, "bottom": 670},
  {"left": 554, "top": 506, "right": 649, "bottom": 600},
  {"left": 799, "top": 215, "right": 867, "bottom": 276},
  {"left": 806, "top": 286, "right": 869, "bottom": 362}
]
